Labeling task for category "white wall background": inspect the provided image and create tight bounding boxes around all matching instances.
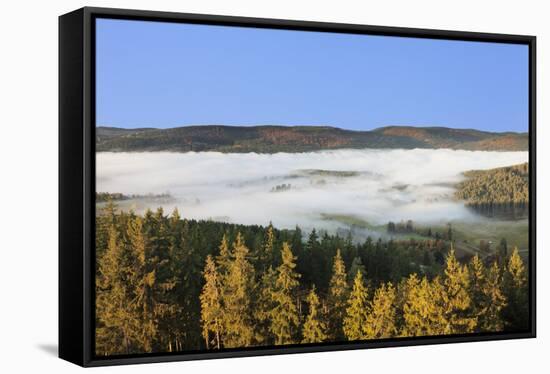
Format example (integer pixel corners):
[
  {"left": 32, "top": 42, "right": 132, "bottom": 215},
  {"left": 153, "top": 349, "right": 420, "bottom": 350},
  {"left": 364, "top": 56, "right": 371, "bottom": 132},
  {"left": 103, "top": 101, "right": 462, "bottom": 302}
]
[{"left": 0, "top": 0, "right": 547, "bottom": 372}]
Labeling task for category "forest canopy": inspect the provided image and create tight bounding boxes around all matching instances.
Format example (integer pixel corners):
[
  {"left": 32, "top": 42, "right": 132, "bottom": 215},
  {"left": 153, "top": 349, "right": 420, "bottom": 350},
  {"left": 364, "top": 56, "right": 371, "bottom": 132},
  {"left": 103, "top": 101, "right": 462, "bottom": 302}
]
[
  {"left": 455, "top": 163, "right": 529, "bottom": 206},
  {"left": 95, "top": 204, "right": 529, "bottom": 356}
]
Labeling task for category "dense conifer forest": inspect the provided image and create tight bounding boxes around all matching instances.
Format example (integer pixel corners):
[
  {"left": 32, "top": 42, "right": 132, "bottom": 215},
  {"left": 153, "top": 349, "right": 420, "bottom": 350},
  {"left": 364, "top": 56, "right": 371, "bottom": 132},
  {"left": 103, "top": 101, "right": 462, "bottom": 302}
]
[
  {"left": 455, "top": 163, "right": 529, "bottom": 206},
  {"left": 95, "top": 203, "right": 529, "bottom": 356}
]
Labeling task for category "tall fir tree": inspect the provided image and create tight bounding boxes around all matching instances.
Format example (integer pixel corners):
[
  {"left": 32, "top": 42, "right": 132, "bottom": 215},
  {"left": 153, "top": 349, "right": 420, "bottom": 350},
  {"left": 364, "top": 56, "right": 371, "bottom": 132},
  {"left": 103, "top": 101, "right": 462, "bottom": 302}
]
[
  {"left": 502, "top": 248, "right": 528, "bottom": 331},
  {"left": 365, "top": 282, "right": 397, "bottom": 339},
  {"left": 301, "top": 285, "right": 327, "bottom": 343},
  {"left": 96, "top": 224, "right": 141, "bottom": 355},
  {"left": 270, "top": 242, "right": 301, "bottom": 345},
  {"left": 442, "top": 248, "right": 477, "bottom": 333},
  {"left": 255, "top": 266, "right": 277, "bottom": 345},
  {"left": 221, "top": 232, "right": 256, "bottom": 348},
  {"left": 401, "top": 274, "right": 447, "bottom": 337},
  {"left": 343, "top": 271, "right": 369, "bottom": 341},
  {"left": 468, "top": 254, "right": 486, "bottom": 326},
  {"left": 126, "top": 215, "right": 158, "bottom": 352},
  {"left": 480, "top": 261, "right": 507, "bottom": 331},
  {"left": 327, "top": 249, "right": 349, "bottom": 340},
  {"left": 200, "top": 255, "right": 223, "bottom": 349}
]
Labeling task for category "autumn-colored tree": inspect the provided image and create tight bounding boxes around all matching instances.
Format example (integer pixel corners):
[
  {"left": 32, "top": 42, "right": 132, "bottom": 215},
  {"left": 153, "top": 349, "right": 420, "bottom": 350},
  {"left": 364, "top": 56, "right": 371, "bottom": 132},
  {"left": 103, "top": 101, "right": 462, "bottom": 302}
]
[
  {"left": 442, "top": 248, "right": 476, "bottom": 333},
  {"left": 221, "top": 233, "right": 256, "bottom": 348},
  {"left": 96, "top": 224, "right": 141, "bottom": 355},
  {"left": 256, "top": 223, "right": 276, "bottom": 273},
  {"left": 468, "top": 254, "right": 486, "bottom": 320},
  {"left": 401, "top": 274, "right": 447, "bottom": 337},
  {"left": 216, "top": 234, "right": 232, "bottom": 276},
  {"left": 502, "top": 248, "right": 528, "bottom": 331},
  {"left": 126, "top": 215, "right": 160, "bottom": 352},
  {"left": 480, "top": 261, "right": 507, "bottom": 331},
  {"left": 255, "top": 266, "right": 277, "bottom": 345},
  {"left": 200, "top": 255, "right": 223, "bottom": 349},
  {"left": 301, "top": 285, "right": 327, "bottom": 343},
  {"left": 365, "top": 282, "right": 397, "bottom": 339},
  {"left": 327, "top": 249, "right": 349, "bottom": 340},
  {"left": 343, "top": 271, "right": 369, "bottom": 341},
  {"left": 270, "top": 242, "right": 301, "bottom": 345}
]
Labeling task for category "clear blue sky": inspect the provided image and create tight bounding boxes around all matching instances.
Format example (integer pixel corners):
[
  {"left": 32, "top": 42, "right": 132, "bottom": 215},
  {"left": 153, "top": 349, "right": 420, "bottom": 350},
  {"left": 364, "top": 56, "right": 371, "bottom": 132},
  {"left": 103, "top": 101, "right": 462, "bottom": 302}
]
[{"left": 96, "top": 18, "right": 529, "bottom": 133}]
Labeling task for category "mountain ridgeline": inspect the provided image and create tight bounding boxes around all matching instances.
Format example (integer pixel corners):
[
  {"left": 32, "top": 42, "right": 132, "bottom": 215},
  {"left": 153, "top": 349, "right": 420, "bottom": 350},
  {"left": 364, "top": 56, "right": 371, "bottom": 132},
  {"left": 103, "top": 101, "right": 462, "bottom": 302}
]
[{"left": 96, "top": 125, "right": 528, "bottom": 153}]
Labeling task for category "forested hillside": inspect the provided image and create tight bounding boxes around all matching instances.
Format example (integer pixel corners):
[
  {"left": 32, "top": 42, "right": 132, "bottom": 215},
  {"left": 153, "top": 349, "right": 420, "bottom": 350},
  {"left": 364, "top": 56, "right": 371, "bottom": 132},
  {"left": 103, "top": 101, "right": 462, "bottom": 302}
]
[
  {"left": 95, "top": 204, "right": 529, "bottom": 356},
  {"left": 95, "top": 125, "right": 528, "bottom": 153},
  {"left": 456, "top": 163, "right": 529, "bottom": 206}
]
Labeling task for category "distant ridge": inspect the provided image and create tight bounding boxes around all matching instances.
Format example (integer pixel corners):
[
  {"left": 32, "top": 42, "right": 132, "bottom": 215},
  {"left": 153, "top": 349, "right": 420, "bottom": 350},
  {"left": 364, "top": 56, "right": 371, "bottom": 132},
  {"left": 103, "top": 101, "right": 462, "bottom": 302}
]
[{"left": 96, "top": 125, "right": 528, "bottom": 153}]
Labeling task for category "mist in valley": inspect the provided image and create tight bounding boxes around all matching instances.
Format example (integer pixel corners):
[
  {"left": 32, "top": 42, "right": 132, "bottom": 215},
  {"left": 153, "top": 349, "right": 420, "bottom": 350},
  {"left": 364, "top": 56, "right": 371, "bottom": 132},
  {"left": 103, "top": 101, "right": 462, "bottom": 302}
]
[{"left": 96, "top": 149, "right": 528, "bottom": 236}]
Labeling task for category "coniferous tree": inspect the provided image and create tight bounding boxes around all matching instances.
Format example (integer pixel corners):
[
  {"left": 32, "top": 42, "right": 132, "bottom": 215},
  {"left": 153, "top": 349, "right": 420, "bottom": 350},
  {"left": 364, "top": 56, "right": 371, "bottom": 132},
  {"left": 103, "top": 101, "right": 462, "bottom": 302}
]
[
  {"left": 270, "top": 242, "right": 301, "bottom": 345},
  {"left": 96, "top": 224, "right": 140, "bottom": 355},
  {"left": 468, "top": 254, "right": 486, "bottom": 323},
  {"left": 348, "top": 256, "right": 367, "bottom": 283},
  {"left": 442, "top": 248, "right": 477, "bottom": 333},
  {"left": 327, "top": 249, "right": 349, "bottom": 340},
  {"left": 222, "top": 232, "right": 256, "bottom": 348},
  {"left": 343, "top": 271, "right": 369, "bottom": 341},
  {"left": 255, "top": 266, "right": 277, "bottom": 345},
  {"left": 365, "top": 282, "right": 397, "bottom": 339},
  {"left": 502, "top": 248, "right": 528, "bottom": 331},
  {"left": 401, "top": 274, "right": 447, "bottom": 337},
  {"left": 126, "top": 215, "right": 158, "bottom": 352},
  {"left": 257, "top": 224, "right": 276, "bottom": 272},
  {"left": 480, "top": 261, "right": 507, "bottom": 331},
  {"left": 301, "top": 285, "right": 327, "bottom": 344},
  {"left": 200, "top": 255, "right": 223, "bottom": 349}
]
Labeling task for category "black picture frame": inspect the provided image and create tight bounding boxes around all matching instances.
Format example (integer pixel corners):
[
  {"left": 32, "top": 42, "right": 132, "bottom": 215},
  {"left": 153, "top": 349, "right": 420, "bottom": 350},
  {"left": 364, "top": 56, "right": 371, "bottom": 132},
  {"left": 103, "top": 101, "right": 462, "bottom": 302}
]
[{"left": 59, "top": 6, "right": 537, "bottom": 367}]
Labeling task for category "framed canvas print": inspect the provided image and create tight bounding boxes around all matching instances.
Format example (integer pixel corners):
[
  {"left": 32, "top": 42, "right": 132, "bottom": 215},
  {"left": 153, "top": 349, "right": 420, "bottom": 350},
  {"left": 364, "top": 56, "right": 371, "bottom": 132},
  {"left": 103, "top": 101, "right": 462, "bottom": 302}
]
[{"left": 59, "top": 7, "right": 536, "bottom": 367}]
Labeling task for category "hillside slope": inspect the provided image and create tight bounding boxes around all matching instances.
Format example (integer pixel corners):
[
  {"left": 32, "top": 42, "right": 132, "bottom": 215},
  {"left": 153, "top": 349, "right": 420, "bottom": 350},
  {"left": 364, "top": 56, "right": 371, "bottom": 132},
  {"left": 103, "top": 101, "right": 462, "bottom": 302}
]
[{"left": 96, "top": 125, "right": 528, "bottom": 153}]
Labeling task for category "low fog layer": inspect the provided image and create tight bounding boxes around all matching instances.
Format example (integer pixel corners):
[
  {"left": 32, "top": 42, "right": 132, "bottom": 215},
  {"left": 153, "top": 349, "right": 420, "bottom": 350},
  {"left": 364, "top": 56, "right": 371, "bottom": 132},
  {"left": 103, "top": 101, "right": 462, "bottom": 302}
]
[{"left": 97, "top": 149, "right": 528, "bottom": 234}]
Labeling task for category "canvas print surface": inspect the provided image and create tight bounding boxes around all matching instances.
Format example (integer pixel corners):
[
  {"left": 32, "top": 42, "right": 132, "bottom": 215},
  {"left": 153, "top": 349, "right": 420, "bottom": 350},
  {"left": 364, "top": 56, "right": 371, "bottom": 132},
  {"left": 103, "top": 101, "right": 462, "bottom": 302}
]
[{"left": 94, "top": 18, "right": 530, "bottom": 356}]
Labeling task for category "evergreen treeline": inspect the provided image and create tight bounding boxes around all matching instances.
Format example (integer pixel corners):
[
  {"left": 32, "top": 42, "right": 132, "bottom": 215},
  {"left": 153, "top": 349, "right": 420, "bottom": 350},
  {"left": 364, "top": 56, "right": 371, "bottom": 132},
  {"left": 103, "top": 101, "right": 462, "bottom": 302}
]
[
  {"left": 95, "top": 204, "right": 529, "bottom": 356},
  {"left": 455, "top": 163, "right": 529, "bottom": 206},
  {"left": 96, "top": 192, "right": 172, "bottom": 202}
]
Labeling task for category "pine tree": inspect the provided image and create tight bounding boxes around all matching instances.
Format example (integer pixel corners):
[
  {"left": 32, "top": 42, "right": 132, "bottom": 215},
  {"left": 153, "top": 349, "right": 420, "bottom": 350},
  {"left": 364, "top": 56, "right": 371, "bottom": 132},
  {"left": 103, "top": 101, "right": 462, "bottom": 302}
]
[
  {"left": 343, "top": 271, "right": 369, "bottom": 341},
  {"left": 480, "top": 261, "right": 507, "bottom": 331},
  {"left": 200, "top": 255, "right": 223, "bottom": 349},
  {"left": 468, "top": 254, "right": 486, "bottom": 323},
  {"left": 257, "top": 223, "right": 276, "bottom": 272},
  {"left": 222, "top": 232, "right": 256, "bottom": 348},
  {"left": 365, "top": 282, "right": 397, "bottom": 339},
  {"left": 401, "top": 274, "right": 447, "bottom": 337},
  {"left": 502, "top": 248, "right": 528, "bottom": 331},
  {"left": 327, "top": 249, "right": 349, "bottom": 340},
  {"left": 255, "top": 266, "right": 277, "bottom": 345},
  {"left": 126, "top": 215, "right": 158, "bottom": 352},
  {"left": 442, "top": 248, "right": 477, "bottom": 333},
  {"left": 270, "top": 242, "right": 301, "bottom": 345},
  {"left": 348, "top": 256, "right": 367, "bottom": 283},
  {"left": 216, "top": 234, "right": 232, "bottom": 276},
  {"left": 96, "top": 224, "right": 140, "bottom": 355},
  {"left": 302, "top": 286, "right": 327, "bottom": 343}
]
